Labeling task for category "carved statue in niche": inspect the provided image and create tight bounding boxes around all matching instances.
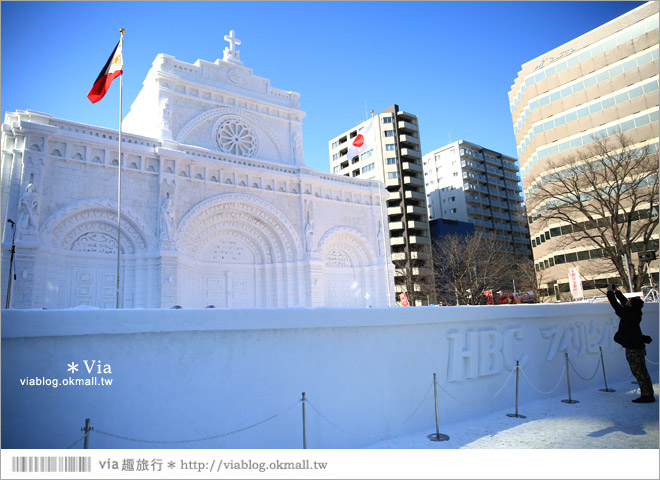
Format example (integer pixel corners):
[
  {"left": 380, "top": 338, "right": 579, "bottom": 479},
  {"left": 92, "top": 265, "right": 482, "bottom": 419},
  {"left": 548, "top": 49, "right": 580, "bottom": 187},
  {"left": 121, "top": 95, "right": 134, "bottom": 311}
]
[
  {"left": 292, "top": 131, "right": 303, "bottom": 164},
  {"left": 18, "top": 175, "right": 39, "bottom": 231},
  {"left": 377, "top": 220, "right": 385, "bottom": 257},
  {"left": 304, "top": 209, "right": 314, "bottom": 253},
  {"left": 160, "top": 97, "right": 172, "bottom": 131},
  {"left": 159, "top": 192, "right": 176, "bottom": 242}
]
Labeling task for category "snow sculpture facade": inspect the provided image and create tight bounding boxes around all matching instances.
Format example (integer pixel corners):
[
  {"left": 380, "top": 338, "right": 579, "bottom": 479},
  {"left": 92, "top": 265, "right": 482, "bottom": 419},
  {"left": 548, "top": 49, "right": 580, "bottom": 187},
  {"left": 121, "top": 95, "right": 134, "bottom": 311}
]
[{"left": 0, "top": 32, "right": 394, "bottom": 309}]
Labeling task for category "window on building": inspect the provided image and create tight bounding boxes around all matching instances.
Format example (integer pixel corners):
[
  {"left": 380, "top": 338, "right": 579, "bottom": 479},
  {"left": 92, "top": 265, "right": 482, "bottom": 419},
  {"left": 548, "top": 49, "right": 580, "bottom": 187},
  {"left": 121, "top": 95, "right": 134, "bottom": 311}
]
[
  {"left": 387, "top": 157, "right": 396, "bottom": 164},
  {"left": 383, "top": 117, "right": 393, "bottom": 123},
  {"left": 361, "top": 163, "right": 375, "bottom": 174},
  {"left": 386, "top": 144, "right": 396, "bottom": 151},
  {"left": 388, "top": 172, "right": 398, "bottom": 179},
  {"left": 384, "top": 130, "right": 394, "bottom": 137}
]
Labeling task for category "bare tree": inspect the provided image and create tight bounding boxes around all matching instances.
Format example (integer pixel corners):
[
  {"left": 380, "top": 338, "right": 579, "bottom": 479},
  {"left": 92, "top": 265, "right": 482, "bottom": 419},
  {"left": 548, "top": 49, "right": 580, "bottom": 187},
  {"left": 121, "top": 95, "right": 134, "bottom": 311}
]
[
  {"left": 432, "top": 232, "right": 519, "bottom": 305},
  {"left": 515, "top": 259, "right": 549, "bottom": 303},
  {"left": 393, "top": 260, "right": 435, "bottom": 306},
  {"left": 532, "top": 134, "right": 658, "bottom": 292}
]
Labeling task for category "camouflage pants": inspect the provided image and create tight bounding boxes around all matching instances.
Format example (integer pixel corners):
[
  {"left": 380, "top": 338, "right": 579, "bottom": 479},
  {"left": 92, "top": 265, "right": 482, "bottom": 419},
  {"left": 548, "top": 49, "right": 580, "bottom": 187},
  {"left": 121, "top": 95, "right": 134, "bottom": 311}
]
[{"left": 625, "top": 347, "right": 654, "bottom": 397}]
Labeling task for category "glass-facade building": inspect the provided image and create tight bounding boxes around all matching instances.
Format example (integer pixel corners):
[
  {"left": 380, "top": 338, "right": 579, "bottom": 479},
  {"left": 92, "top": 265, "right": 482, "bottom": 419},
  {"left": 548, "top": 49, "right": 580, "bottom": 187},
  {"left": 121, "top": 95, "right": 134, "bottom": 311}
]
[{"left": 509, "top": 1, "right": 659, "bottom": 298}]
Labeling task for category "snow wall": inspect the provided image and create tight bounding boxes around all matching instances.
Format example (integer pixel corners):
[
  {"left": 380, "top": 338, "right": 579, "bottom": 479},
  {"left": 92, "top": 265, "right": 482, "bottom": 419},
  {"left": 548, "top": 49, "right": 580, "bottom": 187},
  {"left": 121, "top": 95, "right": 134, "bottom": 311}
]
[{"left": 2, "top": 303, "right": 658, "bottom": 449}]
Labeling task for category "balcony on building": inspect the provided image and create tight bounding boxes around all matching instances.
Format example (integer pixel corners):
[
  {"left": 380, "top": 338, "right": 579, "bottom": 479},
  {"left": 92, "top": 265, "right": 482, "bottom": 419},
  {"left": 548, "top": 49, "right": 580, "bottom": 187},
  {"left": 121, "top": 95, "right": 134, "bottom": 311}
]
[
  {"left": 388, "top": 191, "right": 402, "bottom": 202},
  {"left": 493, "top": 221, "right": 511, "bottom": 231},
  {"left": 484, "top": 155, "right": 503, "bottom": 168},
  {"left": 407, "top": 204, "right": 428, "bottom": 216},
  {"left": 412, "top": 266, "right": 433, "bottom": 277},
  {"left": 405, "top": 190, "right": 426, "bottom": 201},
  {"left": 461, "top": 159, "right": 486, "bottom": 172},
  {"left": 397, "top": 120, "right": 418, "bottom": 133},
  {"left": 467, "top": 205, "right": 490, "bottom": 217},
  {"left": 408, "top": 235, "right": 430, "bottom": 245},
  {"left": 388, "top": 206, "right": 403, "bottom": 216},
  {"left": 389, "top": 220, "right": 405, "bottom": 231},
  {"left": 404, "top": 175, "right": 424, "bottom": 187},
  {"left": 413, "top": 250, "right": 430, "bottom": 260},
  {"left": 487, "top": 177, "right": 506, "bottom": 188},
  {"left": 396, "top": 110, "right": 418, "bottom": 122},
  {"left": 463, "top": 171, "right": 488, "bottom": 183},
  {"left": 399, "top": 134, "right": 420, "bottom": 147},
  {"left": 400, "top": 147, "right": 422, "bottom": 159},
  {"left": 492, "top": 210, "right": 510, "bottom": 221},
  {"left": 466, "top": 193, "right": 483, "bottom": 205},
  {"left": 473, "top": 218, "right": 494, "bottom": 229},
  {"left": 485, "top": 165, "right": 504, "bottom": 178},
  {"left": 386, "top": 177, "right": 400, "bottom": 188},
  {"left": 401, "top": 161, "right": 423, "bottom": 173},
  {"left": 391, "top": 252, "right": 407, "bottom": 261},
  {"left": 407, "top": 219, "right": 429, "bottom": 230}
]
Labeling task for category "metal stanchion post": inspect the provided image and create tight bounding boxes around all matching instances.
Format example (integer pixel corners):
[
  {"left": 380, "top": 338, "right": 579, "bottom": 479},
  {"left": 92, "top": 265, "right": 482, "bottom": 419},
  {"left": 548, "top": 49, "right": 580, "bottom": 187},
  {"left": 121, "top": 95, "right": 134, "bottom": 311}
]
[
  {"left": 598, "top": 346, "right": 615, "bottom": 392},
  {"left": 81, "top": 418, "right": 93, "bottom": 449},
  {"left": 507, "top": 361, "right": 527, "bottom": 418},
  {"left": 428, "top": 373, "right": 449, "bottom": 442},
  {"left": 561, "top": 353, "right": 579, "bottom": 404},
  {"left": 301, "top": 392, "right": 307, "bottom": 449}
]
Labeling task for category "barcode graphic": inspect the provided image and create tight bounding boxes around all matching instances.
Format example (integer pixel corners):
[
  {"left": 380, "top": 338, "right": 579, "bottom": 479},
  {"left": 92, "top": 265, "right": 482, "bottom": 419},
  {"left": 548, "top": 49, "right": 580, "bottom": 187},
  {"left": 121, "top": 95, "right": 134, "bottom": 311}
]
[{"left": 11, "top": 456, "right": 91, "bottom": 473}]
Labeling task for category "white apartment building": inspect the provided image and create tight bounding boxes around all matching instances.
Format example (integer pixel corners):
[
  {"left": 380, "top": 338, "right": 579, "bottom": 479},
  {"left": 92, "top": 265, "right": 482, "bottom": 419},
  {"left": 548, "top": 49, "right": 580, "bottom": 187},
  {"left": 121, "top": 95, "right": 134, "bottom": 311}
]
[
  {"left": 423, "top": 140, "right": 530, "bottom": 257},
  {"left": 328, "top": 105, "right": 434, "bottom": 305}
]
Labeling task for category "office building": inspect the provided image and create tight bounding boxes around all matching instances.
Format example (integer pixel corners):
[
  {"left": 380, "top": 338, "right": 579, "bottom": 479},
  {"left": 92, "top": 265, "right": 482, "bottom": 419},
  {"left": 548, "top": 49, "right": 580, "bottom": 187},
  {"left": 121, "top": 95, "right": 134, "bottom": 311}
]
[{"left": 509, "top": 2, "right": 659, "bottom": 298}]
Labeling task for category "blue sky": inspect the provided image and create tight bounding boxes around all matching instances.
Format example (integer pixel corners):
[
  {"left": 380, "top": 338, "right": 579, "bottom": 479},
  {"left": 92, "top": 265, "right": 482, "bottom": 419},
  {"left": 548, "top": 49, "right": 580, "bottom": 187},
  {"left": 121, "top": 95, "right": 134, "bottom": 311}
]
[{"left": 1, "top": 1, "right": 646, "bottom": 173}]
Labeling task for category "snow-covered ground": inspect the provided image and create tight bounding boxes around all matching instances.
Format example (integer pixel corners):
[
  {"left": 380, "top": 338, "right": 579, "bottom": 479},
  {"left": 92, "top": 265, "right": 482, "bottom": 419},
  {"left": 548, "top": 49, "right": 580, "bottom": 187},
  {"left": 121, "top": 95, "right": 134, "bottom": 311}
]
[{"left": 368, "top": 373, "right": 658, "bottom": 449}]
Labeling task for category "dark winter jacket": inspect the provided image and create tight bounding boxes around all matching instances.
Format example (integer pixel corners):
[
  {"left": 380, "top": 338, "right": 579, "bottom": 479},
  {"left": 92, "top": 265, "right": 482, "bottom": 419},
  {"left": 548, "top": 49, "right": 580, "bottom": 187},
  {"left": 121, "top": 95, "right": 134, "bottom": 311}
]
[{"left": 607, "top": 290, "right": 646, "bottom": 350}]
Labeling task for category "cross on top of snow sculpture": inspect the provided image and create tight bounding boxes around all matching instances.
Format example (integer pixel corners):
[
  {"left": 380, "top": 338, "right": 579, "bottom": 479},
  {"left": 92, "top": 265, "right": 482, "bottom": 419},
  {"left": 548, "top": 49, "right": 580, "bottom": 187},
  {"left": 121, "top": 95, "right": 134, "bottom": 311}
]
[{"left": 223, "top": 29, "right": 242, "bottom": 65}]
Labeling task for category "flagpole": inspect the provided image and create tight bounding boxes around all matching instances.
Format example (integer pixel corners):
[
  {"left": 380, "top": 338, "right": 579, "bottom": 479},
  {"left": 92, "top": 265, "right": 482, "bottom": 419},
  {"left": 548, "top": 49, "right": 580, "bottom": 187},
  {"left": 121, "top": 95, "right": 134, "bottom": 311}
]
[
  {"left": 372, "top": 109, "right": 393, "bottom": 307},
  {"left": 116, "top": 28, "right": 125, "bottom": 309}
]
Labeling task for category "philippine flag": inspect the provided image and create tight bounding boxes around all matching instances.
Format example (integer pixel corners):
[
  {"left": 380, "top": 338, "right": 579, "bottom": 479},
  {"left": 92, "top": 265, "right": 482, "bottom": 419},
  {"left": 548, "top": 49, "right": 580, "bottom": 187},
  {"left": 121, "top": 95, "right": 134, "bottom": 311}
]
[
  {"left": 346, "top": 118, "right": 374, "bottom": 161},
  {"left": 87, "top": 37, "right": 123, "bottom": 103}
]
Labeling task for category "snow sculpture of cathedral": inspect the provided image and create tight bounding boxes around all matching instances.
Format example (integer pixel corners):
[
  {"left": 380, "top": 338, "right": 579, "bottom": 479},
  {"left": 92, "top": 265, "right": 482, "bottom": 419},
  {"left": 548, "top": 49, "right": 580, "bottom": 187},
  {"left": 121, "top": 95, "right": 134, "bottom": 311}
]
[{"left": 0, "top": 31, "right": 395, "bottom": 309}]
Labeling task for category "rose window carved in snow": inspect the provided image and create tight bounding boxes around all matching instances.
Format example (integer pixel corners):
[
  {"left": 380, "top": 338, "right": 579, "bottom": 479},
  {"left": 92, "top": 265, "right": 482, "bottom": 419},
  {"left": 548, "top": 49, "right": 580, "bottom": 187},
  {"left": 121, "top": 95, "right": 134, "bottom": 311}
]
[{"left": 214, "top": 117, "right": 258, "bottom": 158}]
